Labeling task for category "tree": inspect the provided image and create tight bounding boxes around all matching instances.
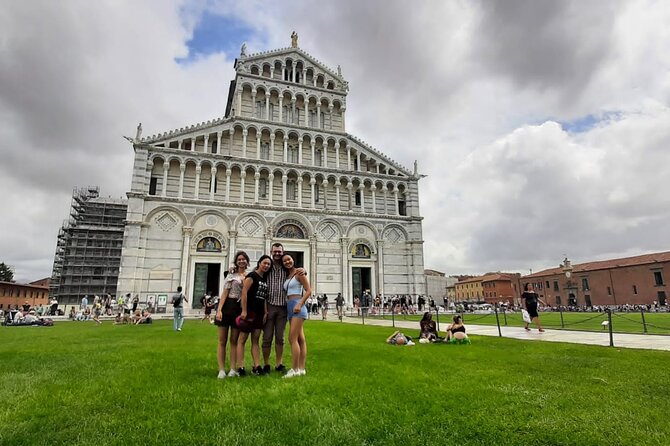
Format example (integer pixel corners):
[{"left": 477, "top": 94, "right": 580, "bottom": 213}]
[{"left": 0, "top": 262, "right": 15, "bottom": 282}]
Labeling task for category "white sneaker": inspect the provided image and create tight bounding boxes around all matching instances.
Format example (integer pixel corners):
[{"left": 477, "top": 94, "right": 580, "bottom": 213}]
[
  {"left": 227, "top": 369, "right": 239, "bottom": 377},
  {"left": 297, "top": 369, "right": 306, "bottom": 376},
  {"left": 283, "top": 369, "right": 299, "bottom": 379},
  {"left": 217, "top": 370, "right": 226, "bottom": 379}
]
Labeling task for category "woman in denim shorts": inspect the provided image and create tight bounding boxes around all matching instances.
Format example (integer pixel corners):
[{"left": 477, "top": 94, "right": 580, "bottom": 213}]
[{"left": 281, "top": 253, "right": 312, "bottom": 378}]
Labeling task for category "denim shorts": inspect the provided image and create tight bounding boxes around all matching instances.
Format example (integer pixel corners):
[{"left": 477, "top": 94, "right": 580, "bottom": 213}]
[{"left": 287, "top": 298, "right": 308, "bottom": 320}]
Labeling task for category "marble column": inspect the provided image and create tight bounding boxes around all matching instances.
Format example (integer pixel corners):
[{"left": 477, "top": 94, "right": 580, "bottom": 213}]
[
  {"left": 297, "top": 177, "right": 303, "bottom": 208},
  {"left": 190, "top": 138, "right": 195, "bottom": 151},
  {"left": 393, "top": 190, "right": 399, "bottom": 215},
  {"left": 359, "top": 184, "right": 365, "bottom": 213},
  {"left": 370, "top": 185, "right": 377, "bottom": 213},
  {"left": 268, "top": 173, "right": 274, "bottom": 205},
  {"left": 346, "top": 182, "right": 353, "bottom": 212},
  {"left": 282, "top": 175, "right": 288, "bottom": 206},
  {"left": 178, "top": 163, "right": 185, "bottom": 199},
  {"left": 356, "top": 152, "right": 361, "bottom": 171},
  {"left": 340, "top": 237, "right": 350, "bottom": 304},
  {"left": 256, "top": 135, "right": 261, "bottom": 160},
  {"left": 335, "top": 142, "right": 340, "bottom": 169},
  {"left": 216, "top": 131, "right": 222, "bottom": 154},
  {"left": 251, "top": 92, "right": 257, "bottom": 118},
  {"left": 283, "top": 137, "right": 288, "bottom": 163},
  {"left": 304, "top": 101, "right": 308, "bottom": 127},
  {"left": 321, "top": 179, "right": 328, "bottom": 209},
  {"left": 225, "top": 170, "right": 231, "bottom": 202},
  {"left": 229, "top": 130, "right": 234, "bottom": 156},
  {"left": 323, "top": 143, "right": 328, "bottom": 169},
  {"left": 265, "top": 93, "right": 270, "bottom": 120},
  {"left": 311, "top": 141, "right": 316, "bottom": 166},
  {"left": 347, "top": 148, "right": 352, "bottom": 171},
  {"left": 203, "top": 135, "right": 209, "bottom": 154},
  {"left": 209, "top": 167, "right": 217, "bottom": 201},
  {"left": 180, "top": 227, "right": 192, "bottom": 291},
  {"left": 335, "top": 183, "right": 341, "bottom": 211},
  {"left": 161, "top": 163, "right": 169, "bottom": 197},
  {"left": 239, "top": 171, "right": 246, "bottom": 203},
  {"left": 270, "top": 134, "right": 276, "bottom": 161},
  {"left": 310, "top": 178, "right": 316, "bottom": 209},
  {"left": 382, "top": 186, "right": 388, "bottom": 214},
  {"left": 242, "top": 129, "right": 248, "bottom": 158},
  {"left": 236, "top": 90, "right": 242, "bottom": 117},
  {"left": 194, "top": 166, "right": 201, "bottom": 199},
  {"left": 278, "top": 97, "right": 283, "bottom": 123},
  {"left": 228, "top": 230, "right": 238, "bottom": 268},
  {"left": 254, "top": 172, "right": 260, "bottom": 203},
  {"left": 377, "top": 239, "right": 385, "bottom": 301}
]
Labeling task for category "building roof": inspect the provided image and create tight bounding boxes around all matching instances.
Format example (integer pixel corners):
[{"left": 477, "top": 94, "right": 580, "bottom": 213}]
[
  {"left": 0, "top": 281, "right": 49, "bottom": 290},
  {"left": 424, "top": 269, "right": 445, "bottom": 276},
  {"left": 524, "top": 251, "right": 670, "bottom": 278},
  {"left": 457, "top": 273, "right": 518, "bottom": 285}
]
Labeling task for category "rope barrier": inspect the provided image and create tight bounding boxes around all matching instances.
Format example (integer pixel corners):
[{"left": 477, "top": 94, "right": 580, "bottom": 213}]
[
  {"left": 560, "top": 313, "right": 605, "bottom": 327},
  {"left": 611, "top": 312, "right": 670, "bottom": 331}
]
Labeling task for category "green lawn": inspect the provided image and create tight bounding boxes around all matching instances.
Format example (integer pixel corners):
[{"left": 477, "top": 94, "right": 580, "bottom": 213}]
[
  {"left": 1, "top": 320, "right": 669, "bottom": 445},
  {"left": 362, "top": 310, "right": 670, "bottom": 335}
]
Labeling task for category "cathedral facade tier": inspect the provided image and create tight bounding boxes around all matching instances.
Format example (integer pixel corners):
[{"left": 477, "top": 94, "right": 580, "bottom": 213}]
[{"left": 117, "top": 38, "right": 425, "bottom": 308}]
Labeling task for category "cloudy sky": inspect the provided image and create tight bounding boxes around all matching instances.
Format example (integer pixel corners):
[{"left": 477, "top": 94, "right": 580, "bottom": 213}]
[{"left": 2, "top": 0, "right": 669, "bottom": 283}]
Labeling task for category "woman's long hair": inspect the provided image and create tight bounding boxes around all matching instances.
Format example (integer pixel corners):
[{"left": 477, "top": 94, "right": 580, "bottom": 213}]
[{"left": 420, "top": 312, "right": 431, "bottom": 323}]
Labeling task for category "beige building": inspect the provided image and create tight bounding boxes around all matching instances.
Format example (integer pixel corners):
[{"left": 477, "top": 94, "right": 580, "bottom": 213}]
[{"left": 117, "top": 36, "right": 425, "bottom": 308}]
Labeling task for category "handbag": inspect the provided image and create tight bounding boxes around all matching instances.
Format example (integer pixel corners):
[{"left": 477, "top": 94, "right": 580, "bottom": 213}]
[{"left": 521, "top": 309, "right": 531, "bottom": 323}]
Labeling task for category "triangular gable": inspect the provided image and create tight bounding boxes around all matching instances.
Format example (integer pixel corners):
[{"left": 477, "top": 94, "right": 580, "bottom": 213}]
[{"left": 240, "top": 47, "right": 343, "bottom": 82}]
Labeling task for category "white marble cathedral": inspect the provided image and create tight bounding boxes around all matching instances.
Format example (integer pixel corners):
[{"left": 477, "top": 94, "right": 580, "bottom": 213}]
[{"left": 117, "top": 34, "right": 425, "bottom": 309}]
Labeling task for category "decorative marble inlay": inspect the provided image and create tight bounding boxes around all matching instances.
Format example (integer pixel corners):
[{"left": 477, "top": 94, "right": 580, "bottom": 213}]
[
  {"left": 357, "top": 227, "right": 365, "bottom": 235},
  {"left": 384, "top": 228, "right": 405, "bottom": 244},
  {"left": 319, "top": 223, "right": 337, "bottom": 241},
  {"left": 241, "top": 216, "right": 261, "bottom": 236},
  {"left": 156, "top": 212, "right": 178, "bottom": 232},
  {"left": 205, "top": 215, "right": 218, "bottom": 227}
]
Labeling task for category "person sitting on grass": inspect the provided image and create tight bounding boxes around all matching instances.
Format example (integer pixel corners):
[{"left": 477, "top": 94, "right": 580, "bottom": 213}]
[
  {"left": 386, "top": 331, "right": 414, "bottom": 346},
  {"left": 445, "top": 315, "right": 470, "bottom": 344},
  {"left": 135, "top": 310, "right": 153, "bottom": 325},
  {"left": 419, "top": 312, "right": 438, "bottom": 342},
  {"left": 132, "top": 309, "right": 142, "bottom": 325}
]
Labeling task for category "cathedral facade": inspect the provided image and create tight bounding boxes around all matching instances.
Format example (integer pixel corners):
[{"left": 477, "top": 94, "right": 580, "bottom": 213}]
[{"left": 117, "top": 37, "right": 425, "bottom": 308}]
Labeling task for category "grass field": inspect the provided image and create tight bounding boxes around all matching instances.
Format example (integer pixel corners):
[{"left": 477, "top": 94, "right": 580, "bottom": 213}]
[
  {"left": 361, "top": 310, "right": 670, "bottom": 335},
  {"left": 1, "top": 320, "right": 669, "bottom": 445}
]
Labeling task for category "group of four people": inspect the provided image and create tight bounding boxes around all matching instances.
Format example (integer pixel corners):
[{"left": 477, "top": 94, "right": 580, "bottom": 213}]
[{"left": 213, "top": 243, "right": 312, "bottom": 379}]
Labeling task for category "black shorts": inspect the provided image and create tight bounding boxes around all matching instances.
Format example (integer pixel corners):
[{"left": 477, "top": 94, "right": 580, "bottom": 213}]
[
  {"left": 526, "top": 302, "right": 539, "bottom": 319},
  {"left": 215, "top": 299, "right": 241, "bottom": 328}
]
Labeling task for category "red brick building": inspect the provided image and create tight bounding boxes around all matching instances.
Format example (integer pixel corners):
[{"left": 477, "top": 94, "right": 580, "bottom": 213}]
[
  {"left": 0, "top": 279, "right": 50, "bottom": 311},
  {"left": 522, "top": 252, "right": 669, "bottom": 307},
  {"left": 455, "top": 273, "right": 521, "bottom": 304},
  {"left": 482, "top": 273, "right": 521, "bottom": 305}
]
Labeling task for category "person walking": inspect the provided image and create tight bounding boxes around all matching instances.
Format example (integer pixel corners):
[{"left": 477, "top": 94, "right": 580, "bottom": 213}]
[
  {"left": 171, "top": 286, "right": 188, "bottom": 331},
  {"left": 282, "top": 253, "right": 312, "bottom": 378},
  {"left": 335, "top": 292, "right": 345, "bottom": 321},
  {"left": 319, "top": 293, "right": 329, "bottom": 320},
  {"left": 521, "top": 283, "right": 545, "bottom": 332},
  {"left": 236, "top": 255, "right": 272, "bottom": 376},
  {"left": 215, "top": 251, "right": 248, "bottom": 379}
]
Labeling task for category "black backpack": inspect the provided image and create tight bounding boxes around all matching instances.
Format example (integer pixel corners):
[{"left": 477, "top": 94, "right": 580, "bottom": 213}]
[{"left": 173, "top": 294, "right": 183, "bottom": 307}]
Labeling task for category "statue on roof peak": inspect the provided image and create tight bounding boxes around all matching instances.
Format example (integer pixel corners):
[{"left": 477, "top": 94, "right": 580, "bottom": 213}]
[
  {"left": 291, "top": 31, "right": 298, "bottom": 48},
  {"left": 240, "top": 42, "right": 247, "bottom": 57}
]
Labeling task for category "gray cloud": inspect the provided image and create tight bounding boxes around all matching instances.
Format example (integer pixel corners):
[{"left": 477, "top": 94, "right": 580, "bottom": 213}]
[{"left": 1, "top": 0, "right": 669, "bottom": 283}]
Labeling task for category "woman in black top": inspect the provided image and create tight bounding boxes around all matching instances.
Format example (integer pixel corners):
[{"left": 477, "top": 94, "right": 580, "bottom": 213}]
[
  {"left": 522, "top": 283, "right": 546, "bottom": 332},
  {"left": 236, "top": 255, "right": 271, "bottom": 376},
  {"left": 419, "top": 312, "right": 438, "bottom": 342}
]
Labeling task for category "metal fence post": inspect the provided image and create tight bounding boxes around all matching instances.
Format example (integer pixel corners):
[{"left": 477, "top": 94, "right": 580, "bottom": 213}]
[
  {"left": 607, "top": 308, "right": 614, "bottom": 347},
  {"left": 640, "top": 309, "right": 648, "bottom": 334},
  {"left": 494, "top": 304, "right": 502, "bottom": 337},
  {"left": 503, "top": 307, "right": 508, "bottom": 326},
  {"left": 361, "top": 306, "right": 365, "bottom": 326},
  {"left": 560, "top": 307, "right": 565, "bottom": 328},
  {"left": 392, "top": 308, "right": 395, "bottom": 328},
  {"left": 435, "top": 306, "right": 440, "bottom": 332}
]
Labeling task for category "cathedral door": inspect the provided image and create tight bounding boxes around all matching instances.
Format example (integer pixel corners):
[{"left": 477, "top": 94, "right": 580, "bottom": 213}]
[
  {"left": 352, "top": 267, "right": 371, "bottom": 302},
  {"left": 192, "top": 263, "right": 221, "bottom": 308}
]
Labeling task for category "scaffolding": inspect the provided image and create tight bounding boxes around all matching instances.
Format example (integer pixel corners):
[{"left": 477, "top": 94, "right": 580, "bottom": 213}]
[{"left": 49, "top": 186, "right": 128, "bottom": 305}]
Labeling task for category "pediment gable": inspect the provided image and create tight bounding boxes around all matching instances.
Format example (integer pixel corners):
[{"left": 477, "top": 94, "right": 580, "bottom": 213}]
[
  {"left": 345, "top": 133, "right": 413, "bottom": 178},
  {"left": 239, "top": 47, "right": 343, "bottom": 83}
]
